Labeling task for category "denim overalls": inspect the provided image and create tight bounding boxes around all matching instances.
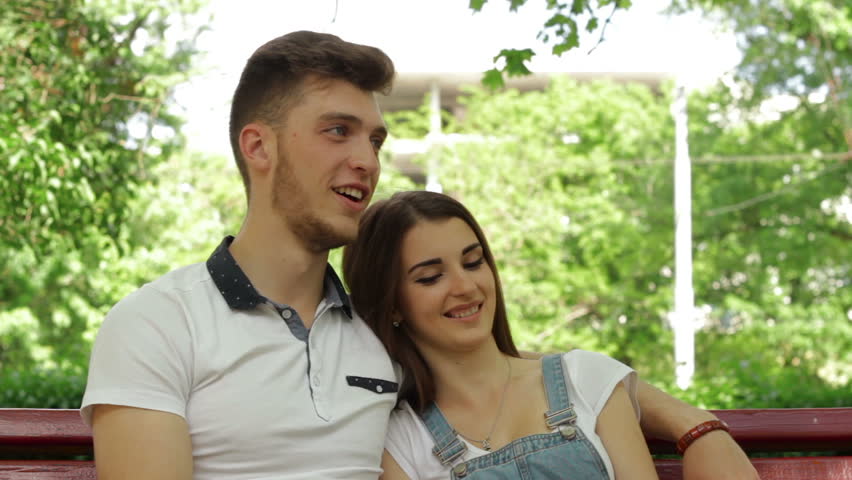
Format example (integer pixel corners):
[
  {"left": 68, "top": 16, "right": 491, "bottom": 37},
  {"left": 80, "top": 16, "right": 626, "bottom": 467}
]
[{"left": 419, "top": 354, "right": 610, "bottom": 479}]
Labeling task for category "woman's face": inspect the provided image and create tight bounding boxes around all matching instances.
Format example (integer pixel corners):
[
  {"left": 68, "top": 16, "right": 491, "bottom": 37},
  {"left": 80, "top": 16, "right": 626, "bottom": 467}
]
[{"left": 396, "top": 217, "right": 497, "bottom": 356}]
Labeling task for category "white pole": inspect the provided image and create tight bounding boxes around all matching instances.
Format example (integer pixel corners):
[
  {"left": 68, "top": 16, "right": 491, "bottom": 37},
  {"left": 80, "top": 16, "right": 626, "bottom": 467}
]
[
  {"left": 426, "top": 80, "right": 443, "bottom": 193},
  {"left": 672, "top": 79, "right": 695, "bottom": 390}
]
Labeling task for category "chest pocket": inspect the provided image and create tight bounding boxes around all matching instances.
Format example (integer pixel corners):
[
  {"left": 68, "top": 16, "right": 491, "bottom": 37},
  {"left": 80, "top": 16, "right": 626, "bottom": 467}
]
[{"left": 346, "top": 375, "right": 398, "bottom": 394}]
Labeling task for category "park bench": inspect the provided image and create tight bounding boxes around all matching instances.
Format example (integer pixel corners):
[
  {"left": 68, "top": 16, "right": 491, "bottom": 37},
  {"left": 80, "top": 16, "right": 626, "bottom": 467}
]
[{"left": 1, "top": 408, "right": 851, "bottom": 479}]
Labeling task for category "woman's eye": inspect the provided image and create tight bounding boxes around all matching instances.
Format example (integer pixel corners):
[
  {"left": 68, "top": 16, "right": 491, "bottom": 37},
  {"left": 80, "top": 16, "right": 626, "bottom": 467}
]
[
  {"left": 464, "top": 258, "right": 485, "bottom": 270},
  {"left": 416, "top": 274, "right": 441, "bottom": 285},
  {"left": 327, "top": 126, "right": 346, "bottom": 136}
]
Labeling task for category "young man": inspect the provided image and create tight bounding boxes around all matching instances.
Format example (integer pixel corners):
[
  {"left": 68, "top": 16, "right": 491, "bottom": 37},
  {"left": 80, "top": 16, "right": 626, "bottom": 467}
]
[{"left": 82, "top": 31, "right": 758, "bottom": 479}]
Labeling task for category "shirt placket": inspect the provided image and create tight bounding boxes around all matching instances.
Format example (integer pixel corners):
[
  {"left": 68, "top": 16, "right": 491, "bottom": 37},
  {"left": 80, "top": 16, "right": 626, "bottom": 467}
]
[{"left": 307, "top": 302, "right": 332, "bottom": 421}]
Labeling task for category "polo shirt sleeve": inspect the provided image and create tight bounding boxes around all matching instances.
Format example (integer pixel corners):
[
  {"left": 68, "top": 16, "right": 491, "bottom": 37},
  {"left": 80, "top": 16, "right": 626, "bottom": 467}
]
[
  {"left": 80, "top": 284, "right": 193, "bottom": 426},
  {"left": 562, "top": 349, "right": 639, "bottom": 421}
]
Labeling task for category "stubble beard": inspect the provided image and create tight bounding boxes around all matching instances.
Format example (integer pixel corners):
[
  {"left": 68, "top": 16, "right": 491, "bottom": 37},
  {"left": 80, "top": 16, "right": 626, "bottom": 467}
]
[{"left": 272, "top": 153, "right": 356, "bottom": 253}]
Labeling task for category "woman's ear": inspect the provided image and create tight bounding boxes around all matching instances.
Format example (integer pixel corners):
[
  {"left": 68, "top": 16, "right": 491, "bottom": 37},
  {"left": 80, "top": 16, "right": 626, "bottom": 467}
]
[{"left": 391, "top": 311, "right": 402, "bottom": 328}]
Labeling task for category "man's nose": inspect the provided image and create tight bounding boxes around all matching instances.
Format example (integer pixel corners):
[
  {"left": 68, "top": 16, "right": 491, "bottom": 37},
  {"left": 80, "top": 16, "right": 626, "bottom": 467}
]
[{"left": 348, "top": 138, "right": 380, "bottom": 176}]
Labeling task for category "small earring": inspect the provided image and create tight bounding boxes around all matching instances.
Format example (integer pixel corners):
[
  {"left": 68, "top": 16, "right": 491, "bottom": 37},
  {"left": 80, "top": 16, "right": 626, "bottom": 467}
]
[{"left": 392, "top": 320, "right": 400, "bottom": 328}]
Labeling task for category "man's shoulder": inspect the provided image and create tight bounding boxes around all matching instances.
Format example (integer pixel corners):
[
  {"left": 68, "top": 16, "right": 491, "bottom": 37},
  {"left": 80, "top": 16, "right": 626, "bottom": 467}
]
[
  {"left": 112, "top": 261, "right": 214, "bottom": 313},
  {"left": 150, "top": 261, "right": 213, "bottom": 291}
]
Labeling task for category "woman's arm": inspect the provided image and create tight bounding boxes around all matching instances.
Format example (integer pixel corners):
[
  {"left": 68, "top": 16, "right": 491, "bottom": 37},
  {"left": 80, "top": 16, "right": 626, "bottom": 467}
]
[
  {"left": 597, "top": 382, "right": 659, "bottom": 479},
  {"left": 379, "top": 449, "right": 413, "bottom": 480},
  {"left": 522, "top": 351, "right": 758, "bottom": 479},
  {"left": 636, "top": 382, "right": 758, "bottom": 480}
]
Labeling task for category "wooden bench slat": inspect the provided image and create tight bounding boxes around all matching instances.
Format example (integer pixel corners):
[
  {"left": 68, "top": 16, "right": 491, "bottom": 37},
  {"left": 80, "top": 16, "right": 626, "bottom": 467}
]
[
  {"left": 7, "top": 407, "right": 851, "bottom": 451},
  {"left": 647, "top": 408, "right": 852, "bottom": 454},
  {"left": 0, "top": 410, "right": 93, "bottom": 456},
  {"left": 0, "top": 461, "right": 96, "bottom": 480},
  {"left": 655, "top": 456, "right": 852, "bottom": 480}
]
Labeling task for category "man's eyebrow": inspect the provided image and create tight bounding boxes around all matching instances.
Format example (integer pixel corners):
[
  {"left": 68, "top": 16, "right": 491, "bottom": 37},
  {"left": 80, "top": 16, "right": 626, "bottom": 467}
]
[
  {"left": 319, "top": 111, "right": 388, "bottom": 137},
  {"left": 408, "top": 258, "right": 441, "bottom": 274},
  {"left": 319, "top": 111, "right": 362, "bottom": 124}
]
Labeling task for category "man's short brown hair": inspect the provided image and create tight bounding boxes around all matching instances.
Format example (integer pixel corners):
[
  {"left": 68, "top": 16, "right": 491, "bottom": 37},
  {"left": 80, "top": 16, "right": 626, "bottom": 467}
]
[{"left": 228, "top": 31, "right": 395, "bottom": 197}]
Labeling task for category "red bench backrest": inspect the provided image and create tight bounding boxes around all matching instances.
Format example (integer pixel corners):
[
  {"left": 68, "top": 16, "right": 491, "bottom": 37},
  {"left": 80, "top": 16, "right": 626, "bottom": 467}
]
[{"left": 1, "top": 408, "right": 851, "bottom": 479}]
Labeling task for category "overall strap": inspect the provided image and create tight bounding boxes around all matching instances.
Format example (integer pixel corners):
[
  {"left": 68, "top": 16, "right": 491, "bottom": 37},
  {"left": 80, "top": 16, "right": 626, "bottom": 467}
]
[
  {"left": 542, "top": 354, "right": 577, "bottom": 428},
  {"left": 420, "top": 402, "right": 468, "bottom": 465}
]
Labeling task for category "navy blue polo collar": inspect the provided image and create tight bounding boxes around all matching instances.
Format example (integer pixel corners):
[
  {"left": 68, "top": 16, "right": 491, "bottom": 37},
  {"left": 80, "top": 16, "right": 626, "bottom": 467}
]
[{"left": 205, "top": 235, "right": 352, "bottom": 318}]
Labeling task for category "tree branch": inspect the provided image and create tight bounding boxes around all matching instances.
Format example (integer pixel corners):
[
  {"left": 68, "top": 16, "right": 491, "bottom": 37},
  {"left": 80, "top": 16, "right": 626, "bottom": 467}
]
[
  {"left": 587, "top": 3, "right": 618, "bottom": 55},
  {"left": 532, "top": 304, "right": 592, "bottom": 344},
  {"left": 704, "top": 163, "right": 847, "bottom": 217}
]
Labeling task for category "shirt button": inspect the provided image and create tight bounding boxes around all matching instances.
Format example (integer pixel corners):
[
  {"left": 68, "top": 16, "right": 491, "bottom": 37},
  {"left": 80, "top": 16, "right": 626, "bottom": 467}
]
[
  {"left": 282, "top": 309, "right": 293, "bottom": 319},
  {"left": 376, "top": 385, "right": 384, "bottom": 393},
  {"left": 312, "top": 376, "right": 320, "bottom": 387}
]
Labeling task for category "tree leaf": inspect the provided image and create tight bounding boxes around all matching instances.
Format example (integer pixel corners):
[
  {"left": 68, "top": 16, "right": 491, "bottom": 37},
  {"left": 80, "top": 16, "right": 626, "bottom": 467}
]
[
  {"left": 482, "top": 68, "right": 506, "bottom": 89},
  {"left": 469, "top": 0, "right": 488, "bottom": 12}
]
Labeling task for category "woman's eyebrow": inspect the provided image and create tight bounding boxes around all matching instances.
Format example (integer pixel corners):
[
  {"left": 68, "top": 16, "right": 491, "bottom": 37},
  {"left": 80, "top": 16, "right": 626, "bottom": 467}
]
[
  {"left": 408, "top": 258, "right": 442, "bottom": 274},
  {"left": 407, "top": 243, "right": 481, "bottom": 274},
  {"left": 462, "top": 243, "right": 482, "bottom": 255}
]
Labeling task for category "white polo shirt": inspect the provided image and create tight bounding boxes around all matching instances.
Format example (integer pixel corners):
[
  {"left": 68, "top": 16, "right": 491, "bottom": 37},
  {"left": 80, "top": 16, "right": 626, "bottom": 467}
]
[{"left": 82, "top": 236, "right": 399, "bottom": 479}]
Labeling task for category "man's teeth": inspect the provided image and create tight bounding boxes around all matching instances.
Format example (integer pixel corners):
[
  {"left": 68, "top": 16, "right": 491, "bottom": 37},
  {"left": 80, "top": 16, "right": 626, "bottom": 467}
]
[
  {"left": 447, "top": 305, "right": 480, "bottom": 318},
  {"left": 334, "top": 187, "right": 363, "bottom": 200}
]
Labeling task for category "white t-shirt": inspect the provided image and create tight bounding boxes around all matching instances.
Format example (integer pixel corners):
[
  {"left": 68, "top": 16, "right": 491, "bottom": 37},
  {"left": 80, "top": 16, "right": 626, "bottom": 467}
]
[
  {"left": 384, "top": 350, "right": 638, "bottom": 480},
  {"left": 82, "top": 243, "right": 400, "bottom": 480}
]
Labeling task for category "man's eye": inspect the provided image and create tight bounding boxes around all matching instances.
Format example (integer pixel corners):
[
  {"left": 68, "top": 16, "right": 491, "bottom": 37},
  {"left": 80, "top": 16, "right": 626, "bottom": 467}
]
[
  {"left": 416, "top": 274, "right": 441, "bottom": 285},
  {"left": 371, "top": 137, "right": 385, "bottom": 150},
  {"left": 327, "top": 126, "right": 346, "bottom": 136},
  {"left": 464, "top": 258, "right": 484, "bottom": 270}
]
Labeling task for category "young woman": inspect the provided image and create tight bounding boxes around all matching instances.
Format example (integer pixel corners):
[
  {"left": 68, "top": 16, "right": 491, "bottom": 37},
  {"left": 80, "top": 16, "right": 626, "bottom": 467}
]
[{"left": 343, "top": 191, "right": 658, "bottom": 479}]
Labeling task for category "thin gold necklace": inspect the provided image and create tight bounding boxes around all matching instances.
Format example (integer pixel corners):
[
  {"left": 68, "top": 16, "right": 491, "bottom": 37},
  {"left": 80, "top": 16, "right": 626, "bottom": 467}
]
[{"left": 455, "top": 355, "right": 512, "bottom": 451}]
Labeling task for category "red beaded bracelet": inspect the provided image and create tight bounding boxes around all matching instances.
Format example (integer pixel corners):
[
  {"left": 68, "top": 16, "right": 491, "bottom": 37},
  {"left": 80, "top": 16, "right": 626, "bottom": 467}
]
[{"left": 676, "top": 419, "right": 731, "bottom": 455}]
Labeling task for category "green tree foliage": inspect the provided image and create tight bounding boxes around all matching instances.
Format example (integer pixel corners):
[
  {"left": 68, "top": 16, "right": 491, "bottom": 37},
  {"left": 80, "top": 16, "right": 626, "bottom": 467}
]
[
  {"left": 469, "top": 0, "right": 634, "bottom": 88},
  {"left": 0, "top": 0, "right": 202, "bottom": 254},
  {"left": 0, "top": 150, "right": 244, "bottom": 372},
  {"left": 386, "top": 77, "right": 850, "bottom": 407},
  {"left": 670, "top": 0, "right": 851, "bottom": 151},
  {"left": 473, "top": 0, "right": 851, "bottom": 153},
  {"left": 0, "top": 0, "right": 206, "bottom": 402},
  {"left": 467, "top": 0, "right": 851, "bottom": 407}
]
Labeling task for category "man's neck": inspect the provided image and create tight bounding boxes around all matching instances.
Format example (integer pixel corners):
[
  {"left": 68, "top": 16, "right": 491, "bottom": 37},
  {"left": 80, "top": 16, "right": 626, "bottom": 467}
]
[{"left": 229, "top": 220, "right": 329, "bottom": 325}]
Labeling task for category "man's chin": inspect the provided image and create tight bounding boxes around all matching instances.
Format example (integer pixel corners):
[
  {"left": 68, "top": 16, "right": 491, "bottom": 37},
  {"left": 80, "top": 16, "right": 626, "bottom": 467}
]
[{"left": 308, "top": 227, "right": 357, "bottom": 252}]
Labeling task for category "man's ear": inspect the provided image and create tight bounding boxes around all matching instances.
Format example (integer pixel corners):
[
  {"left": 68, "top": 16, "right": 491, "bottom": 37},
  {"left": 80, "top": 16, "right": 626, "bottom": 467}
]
[{"left": 239, "top": 122, "right": 275, "bottom": 175}]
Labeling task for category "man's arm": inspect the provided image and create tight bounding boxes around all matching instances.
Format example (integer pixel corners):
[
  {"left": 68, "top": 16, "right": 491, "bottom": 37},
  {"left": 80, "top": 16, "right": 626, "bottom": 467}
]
[
  {"left": 92, "top": 405, "right": 193, "bottom": 480},
  {"left": 637, "top": 381, "right": 759, "bottom": 480},
  {"left": 84, "top": 288, "right": 196, "bottom": 479}
]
